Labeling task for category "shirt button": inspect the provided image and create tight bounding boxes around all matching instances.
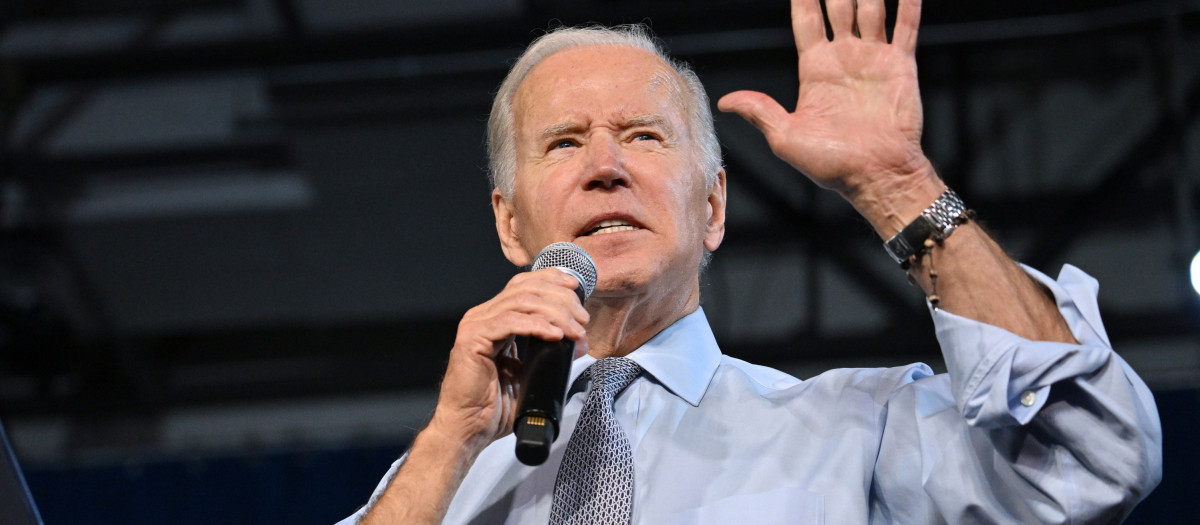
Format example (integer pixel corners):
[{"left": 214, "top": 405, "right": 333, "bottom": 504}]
[{"left": 1020, "top": 390, "right": 1037, "bottom": 407}]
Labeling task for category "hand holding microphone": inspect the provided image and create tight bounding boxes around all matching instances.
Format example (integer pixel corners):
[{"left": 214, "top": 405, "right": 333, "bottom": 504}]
[
  {"left": 428, "top": 242, "right": 594, "bottom": 467},
  {"left": 513, "top": 242, "right": 597, "bottom": 465},
  {"left": 429, "top": 243, "right": 592, "bottom": 466}
]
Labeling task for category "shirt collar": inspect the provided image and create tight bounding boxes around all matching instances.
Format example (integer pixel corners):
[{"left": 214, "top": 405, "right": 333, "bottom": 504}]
[{"left": 567, "top": 307, "right": 721, "bottom": 407}]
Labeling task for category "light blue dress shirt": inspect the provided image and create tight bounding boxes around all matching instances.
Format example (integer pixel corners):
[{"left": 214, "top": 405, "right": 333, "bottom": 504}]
[{"left": 340, "top": 265, "right": 1162, "bottom": 524}]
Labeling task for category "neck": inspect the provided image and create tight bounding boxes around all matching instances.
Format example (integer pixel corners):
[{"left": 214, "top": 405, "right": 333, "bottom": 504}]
[{"left": 583, "top": 279, "right": 701, "bottom": 358}]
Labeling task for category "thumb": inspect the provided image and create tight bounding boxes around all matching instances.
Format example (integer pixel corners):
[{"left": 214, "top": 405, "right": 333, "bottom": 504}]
[{"left": 717, "top": 90, "right": 789, "bottom": 138}]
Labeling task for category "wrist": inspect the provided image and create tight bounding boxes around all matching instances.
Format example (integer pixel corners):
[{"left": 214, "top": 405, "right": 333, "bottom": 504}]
[
  {"left": 842, "top": 157, "right": 945, "bottom": 239},
  {"left": 425, "top": 409, "right": 493, "bottom": 461},
  {"left": 364, "top": 412, "right": 485, "bottom": 525},
  {"left": 883, "top": 188, "right": 971, "bottom": 269}
]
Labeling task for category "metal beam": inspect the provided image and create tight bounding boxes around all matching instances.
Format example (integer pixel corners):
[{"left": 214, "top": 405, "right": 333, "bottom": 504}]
[
  {"left": 1, "top": 140, "right": 291, "bottom": 178},
  {"left": 7, "top": 3, "right": 1197, "bottom": 86},
  {"left": 1025, "top": 69, "right": 1200, "bottom": 270},
  {"left": 1, "top": 0, "right": 239, "bottom": 22}
]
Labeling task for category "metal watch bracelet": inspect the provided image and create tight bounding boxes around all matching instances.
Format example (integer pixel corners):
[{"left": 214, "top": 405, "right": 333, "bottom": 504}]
[{"left": 883, "top": 188, "right": 968, "bottom": 268}]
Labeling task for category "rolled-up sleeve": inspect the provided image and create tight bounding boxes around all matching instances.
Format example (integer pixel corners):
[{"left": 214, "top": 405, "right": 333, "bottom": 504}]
[
  {"left": 873, "top": 264, "right": 1163, "bottom": 524},
  {"left": 937, "top": 264, "right": 1133, "bottom": 427}
]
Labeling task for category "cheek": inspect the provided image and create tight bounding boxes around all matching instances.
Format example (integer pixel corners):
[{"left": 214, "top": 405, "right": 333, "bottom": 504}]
[
  {"left": 527, "top": 161, "right": 578, "bottom": 196},
  {"left": 512, "top": 187, "right": 571, "bottom": 242},
  {"left": 530, "top": 190, "right": 572, "bottom": 232},
  {"left": 661, "top": 179, "right": 711, "bottom": 241}
]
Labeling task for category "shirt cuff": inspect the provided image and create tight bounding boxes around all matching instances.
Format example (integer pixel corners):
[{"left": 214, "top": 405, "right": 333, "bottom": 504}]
[{"left": 932, "top": 264, "right": 1115, "bottom": 427}]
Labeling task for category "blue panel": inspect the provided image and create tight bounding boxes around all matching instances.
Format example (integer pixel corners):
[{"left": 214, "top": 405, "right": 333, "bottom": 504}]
[{"left": 25, "top": 445, "right": 404, "bottom": 525}]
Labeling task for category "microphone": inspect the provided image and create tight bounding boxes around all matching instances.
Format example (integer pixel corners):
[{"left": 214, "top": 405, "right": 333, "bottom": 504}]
[{"left": 513, "top": 242, "right": 597, "bottom": 466}]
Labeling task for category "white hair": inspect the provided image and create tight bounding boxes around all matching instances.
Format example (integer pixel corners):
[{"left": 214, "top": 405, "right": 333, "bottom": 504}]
[{"left": 487, "top": 24, "right": 723, "bottom": 198}]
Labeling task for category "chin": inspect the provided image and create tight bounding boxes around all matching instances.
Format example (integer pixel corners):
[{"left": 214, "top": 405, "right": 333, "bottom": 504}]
[
  {"left": 591, "top": 271, "right": 650, "bottom": 296},
  {"left": 592, "top": 263, "right": 694, "bottom": 299}
]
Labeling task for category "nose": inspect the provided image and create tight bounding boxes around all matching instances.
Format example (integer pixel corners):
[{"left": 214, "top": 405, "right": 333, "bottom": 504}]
[{"left": 584, "top": 136, "right": 630, "bottom": 190}]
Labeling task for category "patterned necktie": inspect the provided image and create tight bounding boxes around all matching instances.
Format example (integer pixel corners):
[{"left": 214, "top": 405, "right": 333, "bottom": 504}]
[{"left": 549, "top": 357, "right": 642, "bottom": 525}]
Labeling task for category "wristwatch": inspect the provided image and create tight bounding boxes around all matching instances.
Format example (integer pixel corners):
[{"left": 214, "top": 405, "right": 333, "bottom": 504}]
[{"left": 883, "top": 188, "right": 967, "bottom": 269}]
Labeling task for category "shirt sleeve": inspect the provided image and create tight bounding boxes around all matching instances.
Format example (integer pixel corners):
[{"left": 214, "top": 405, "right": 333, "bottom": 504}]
[
  {"left": 871, "top": 264, "right": 1163, "bottom": 524},
  {"left": 937, "top": 264, "right": 1130, "bottom": 427},
  {"left": 334, "top": 455, "right": 406, "bottom": 525}
]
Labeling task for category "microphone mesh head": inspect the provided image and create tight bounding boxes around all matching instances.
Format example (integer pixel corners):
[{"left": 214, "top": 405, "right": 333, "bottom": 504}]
[{"left": 531, "top": 242, "right": 597, "bottom": 300}]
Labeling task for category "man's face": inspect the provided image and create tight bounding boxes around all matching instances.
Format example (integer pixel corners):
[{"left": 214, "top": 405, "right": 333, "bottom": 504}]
[{"left": 493, "top": 45, "right": 725, "bottom": 299}]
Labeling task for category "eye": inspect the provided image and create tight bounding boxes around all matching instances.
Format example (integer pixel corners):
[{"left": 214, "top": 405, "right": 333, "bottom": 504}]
[
  {"left": 551, "top": 139, "right": 578, "bottom": 150},
  {"left": 632, "top": 132, "right": 659, "bottom": 142}
]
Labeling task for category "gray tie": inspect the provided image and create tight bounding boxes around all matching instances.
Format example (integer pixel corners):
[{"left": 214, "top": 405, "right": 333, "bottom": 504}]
[{"left": 549, "top": 357, "right": 642, "bottom": 525}]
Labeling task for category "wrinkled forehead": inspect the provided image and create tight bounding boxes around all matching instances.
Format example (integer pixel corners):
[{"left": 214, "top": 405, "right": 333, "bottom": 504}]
[{"left": 511, "top": 45, "right": 691, "bottom": 130}]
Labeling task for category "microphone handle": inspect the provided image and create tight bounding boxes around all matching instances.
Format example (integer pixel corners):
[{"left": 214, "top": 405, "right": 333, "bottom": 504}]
[{"left": 513, "top": 335, "right": 574, "bottom": 465}]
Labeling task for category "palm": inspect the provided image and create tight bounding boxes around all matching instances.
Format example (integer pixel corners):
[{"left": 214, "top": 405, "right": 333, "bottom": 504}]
[
  {"left": 786, "top": 40, "right": 923, "bottom": 190},
  {"left": 719, "top": 0, "right": 930, "bottom": 200}
]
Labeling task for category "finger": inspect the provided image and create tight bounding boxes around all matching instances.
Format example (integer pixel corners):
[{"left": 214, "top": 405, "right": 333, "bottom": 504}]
[
  {"left": 524, "top": 267, "right": 586, "bottom": 296},
  {"left": 496, "top": 347, "right": 522, "bottom": 430},
  {"left": 824, "top": 0, "right": 857, "bottom": 39},
  {"left": 460, "top": 302, "right": 583, "bottom": 355},
  {"left": 490, "top": 310, "right": 582, "bottom": 344},
  {"left": 496, "top": 341, "right": 522, "bottom": 384},
  {"left": 461, "top": 271, "right": 592, "bottom": 353},
  {"left": 494, "top": 293, "right": 587, "bottom": 339},
  {"left": 507, "top": 271, "right": 590, "bottom": 322},
  {"left": 857, "top": 0, "right": 887, "bottom": 42},
  {"left": 496, "top": 340, "right": 522, "bottom": 381},
  {"left": 717, "top": 90, "right": 791, "bottom": 139},
  {"left": 894, "top": 0, "right": 922, "bottom": 52},
  {"left": 791, "top": 0, "right": 829, "bottom": 51}
]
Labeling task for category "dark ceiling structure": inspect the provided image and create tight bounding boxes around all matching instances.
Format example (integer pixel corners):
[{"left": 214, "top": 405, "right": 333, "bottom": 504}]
[{"left": 0, "top": 0, "right": 1197, "bottom": 462}]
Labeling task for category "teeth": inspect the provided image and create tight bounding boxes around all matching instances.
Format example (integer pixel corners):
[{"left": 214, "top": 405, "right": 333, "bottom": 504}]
[
  {"left": 592, "top": 225, "right": 637, "bottom": 235},
  {"left": 588, "top": 219, "right": 639, "bottom": 236},
  {"left": 595, "top": 219, "right": 629, "bottom": 228}
]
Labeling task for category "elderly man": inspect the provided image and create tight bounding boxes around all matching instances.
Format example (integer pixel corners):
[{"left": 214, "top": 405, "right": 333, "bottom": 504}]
[{"left": 341, "top": 0, "right": 1162, "bottom": 523}]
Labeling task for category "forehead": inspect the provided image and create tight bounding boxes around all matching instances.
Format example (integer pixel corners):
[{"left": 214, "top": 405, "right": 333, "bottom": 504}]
[{"left": 512, "top": 45, "right": 688, "bottom": 130}]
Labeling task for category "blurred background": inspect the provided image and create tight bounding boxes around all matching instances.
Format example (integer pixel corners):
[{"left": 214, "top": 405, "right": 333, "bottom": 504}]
[{"left": 0, "top": 0, "right": 1197, "bottom": 523}]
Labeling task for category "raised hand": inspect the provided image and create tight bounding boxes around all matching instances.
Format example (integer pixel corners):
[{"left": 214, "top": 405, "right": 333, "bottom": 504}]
[{"left": 718, "top": 0, "right": 941, "bottom": 235}]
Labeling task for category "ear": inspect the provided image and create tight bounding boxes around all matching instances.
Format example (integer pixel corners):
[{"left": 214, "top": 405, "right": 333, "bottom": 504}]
[
  {"left": 493, "top": 189, "right": 534, "bottom": 267},
  {"left": 703, "top": 170, "right": 727, "bottom": 252}
]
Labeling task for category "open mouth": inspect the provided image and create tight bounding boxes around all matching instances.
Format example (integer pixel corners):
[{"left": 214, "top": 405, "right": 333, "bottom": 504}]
[{"left": 583, "top": 218, "right": 642, "bottom": 236}]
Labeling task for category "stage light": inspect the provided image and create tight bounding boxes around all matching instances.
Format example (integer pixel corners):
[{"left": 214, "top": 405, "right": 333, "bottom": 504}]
[{"left": 1192, "top": 250, "right": 1200, "bottom": 297}]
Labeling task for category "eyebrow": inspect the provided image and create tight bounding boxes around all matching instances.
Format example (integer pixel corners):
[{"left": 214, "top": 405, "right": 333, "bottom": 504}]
[
  {"left": 537, "top": 114, "right": 674, "bottom": 142},
  {"left": 537, "top": 122, "right": 583, "bottom": 142},
  {"left": 624, "top": 114, "right": 672, "bottom": 133}
]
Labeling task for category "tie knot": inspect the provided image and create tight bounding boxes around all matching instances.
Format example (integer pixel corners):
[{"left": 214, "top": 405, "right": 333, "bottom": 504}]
[{"left": 586, "top": 357, "right": 641, "bottom": 402}]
